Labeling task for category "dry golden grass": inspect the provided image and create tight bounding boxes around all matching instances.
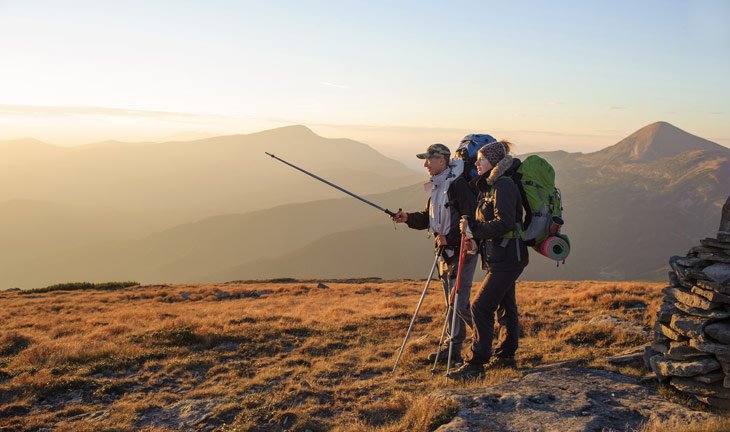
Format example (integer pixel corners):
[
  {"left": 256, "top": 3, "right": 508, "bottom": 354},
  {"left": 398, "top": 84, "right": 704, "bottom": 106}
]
[
  {"left": 0, "top": 279, "right": 675, "bottom": 431},
  {"left": 635, "top": 416, "right": 730, "bottom": 432}
]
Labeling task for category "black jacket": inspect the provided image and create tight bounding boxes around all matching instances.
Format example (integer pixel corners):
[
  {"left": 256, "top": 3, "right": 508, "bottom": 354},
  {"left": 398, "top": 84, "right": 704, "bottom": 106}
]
[
  {"left": 469, "top": 159, "right": 529, "bottom": 271},
  {"left": 406, "top": 174, "right": 477, "bottom": 260}
]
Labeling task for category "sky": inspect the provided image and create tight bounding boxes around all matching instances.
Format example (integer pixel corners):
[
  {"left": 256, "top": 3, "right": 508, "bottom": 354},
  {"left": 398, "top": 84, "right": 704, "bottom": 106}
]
[{"left": 0, "top": 0, "right": 729, "bottom": 162}]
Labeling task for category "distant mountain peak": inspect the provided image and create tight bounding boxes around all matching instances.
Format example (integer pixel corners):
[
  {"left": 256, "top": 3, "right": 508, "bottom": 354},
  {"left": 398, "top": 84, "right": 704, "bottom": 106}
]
[
  {"left": 278, "top": 124, "right": 314, "bottom": 133},
  {"left": 256, "top": 124, "right": 317, "bottom": 137},
  {"left": 587, "top": 121, "right": 727, "bottom": 164}
]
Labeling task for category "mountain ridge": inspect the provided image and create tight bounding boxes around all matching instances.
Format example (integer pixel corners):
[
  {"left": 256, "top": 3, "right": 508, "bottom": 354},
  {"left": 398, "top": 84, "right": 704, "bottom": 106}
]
[
  {"left": 584, "top": 121, "right": 728, "bottom": 164},
  {"left": 1, "top": 121, "right": 728, "bottom": 287},
  {"left": 0, "top": 125, "right": 422, "bottom": 219}
]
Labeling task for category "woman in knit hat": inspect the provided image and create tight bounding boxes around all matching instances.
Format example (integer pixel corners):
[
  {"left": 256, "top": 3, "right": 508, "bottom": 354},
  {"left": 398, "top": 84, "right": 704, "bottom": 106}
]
[{"left": 447, "top": 140, "right": 529, "bottom": 380}]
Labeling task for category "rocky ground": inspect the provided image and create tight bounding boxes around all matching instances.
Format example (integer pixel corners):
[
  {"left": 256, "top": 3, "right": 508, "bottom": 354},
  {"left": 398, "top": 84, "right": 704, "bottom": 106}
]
[{"left": 437, "top": 361, "right": 719, "bottom": 432}]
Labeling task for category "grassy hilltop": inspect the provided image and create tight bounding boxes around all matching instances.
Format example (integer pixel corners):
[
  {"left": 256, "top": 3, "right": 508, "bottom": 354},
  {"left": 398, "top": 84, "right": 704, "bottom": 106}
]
[{"left": 0, "top": 280, "right": 727, "bottom": 431}]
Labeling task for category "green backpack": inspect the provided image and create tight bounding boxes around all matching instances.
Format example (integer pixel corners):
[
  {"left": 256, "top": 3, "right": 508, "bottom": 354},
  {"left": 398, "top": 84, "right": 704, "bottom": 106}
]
[{"left": 501, "top": 155, "right": 564, "bottom": 245}]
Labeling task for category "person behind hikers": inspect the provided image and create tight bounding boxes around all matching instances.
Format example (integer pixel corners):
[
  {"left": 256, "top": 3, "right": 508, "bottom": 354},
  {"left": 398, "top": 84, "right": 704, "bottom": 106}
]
[
  {"left": 393, "top": 143, "right": 478, "bottom": 364},
  {"left": 447, "top": 140, "right": 529, "bottom": 380}
]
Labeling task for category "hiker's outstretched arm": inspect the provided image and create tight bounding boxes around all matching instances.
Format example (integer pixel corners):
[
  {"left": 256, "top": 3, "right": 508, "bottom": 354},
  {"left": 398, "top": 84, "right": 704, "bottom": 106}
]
[
  {"left": 469, "top": 182, "right": 517, "bottom": 239},
  {"left": 405, "top": 198, "right": 430, "bottom": 230}
]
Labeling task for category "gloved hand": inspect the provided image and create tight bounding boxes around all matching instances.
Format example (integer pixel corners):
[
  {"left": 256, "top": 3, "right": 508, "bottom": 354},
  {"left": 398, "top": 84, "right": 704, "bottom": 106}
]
[
  {"left": 459, "top": 216, "right": 473, "bottom": 239},
  {"left": 392, "top": 211, "right": 408, "bottom": 223}
]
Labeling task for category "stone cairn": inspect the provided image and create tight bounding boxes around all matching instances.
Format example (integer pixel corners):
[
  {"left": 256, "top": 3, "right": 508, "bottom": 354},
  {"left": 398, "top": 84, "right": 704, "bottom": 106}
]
[{"left": 646, "top": 195, "right": 730, "bottom": 409}]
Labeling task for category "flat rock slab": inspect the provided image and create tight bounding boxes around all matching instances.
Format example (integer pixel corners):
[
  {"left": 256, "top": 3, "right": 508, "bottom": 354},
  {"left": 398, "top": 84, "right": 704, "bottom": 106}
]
[
  {"left": 690, "top": 340, "right": 730, "bottom": 357},
  {"left": 664, "top": 286, "right": 719, "bottom": 310},
  {"left": 703, "top": 263, "right": 730, "bottom": 286},
  {"left": 607, "top": 345, "right": 646, "bottom": 367},
  {"left": 658, "top": 323, "right": 687, "bottom": 341},
  {"left": 674, "top": 301, "right": 730, "bottom": 319},
  {"left": 696, "top": 279, "right": 730, "bottom": 295},
  {"left": 706, "top": 254, "right": 730, "bottom": 265},
  {"left": 665, "top": 344, "right": 710, "bottom": 361},
  {"left": 704, "top": 321, "right": 730, "bottom": 344},
  {"left": 692, "top": 285, "right": 730, "bottom": 304},
  {"left": 669, "top": 314, "right": 707, "bottom": 339},
  {"left": 693, "top": 370, "right": 726, "bottom": 384},
  {"left": 650, "top": 355, "right": 720, "bottom": 377},
  {"left": 435, "top": 367, "right": 716, "bottom": 432},
  {"left": 671, "top": 376, "right": 730, "bottom": 399},
  {"left": 701, "top": 238, "right": 730, "bottom": 251}
]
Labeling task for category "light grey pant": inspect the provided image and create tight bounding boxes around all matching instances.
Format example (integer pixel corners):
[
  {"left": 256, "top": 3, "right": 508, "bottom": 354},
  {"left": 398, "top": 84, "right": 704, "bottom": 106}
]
[{"left": 440, "top": 252, "right": 477, "bottom": 349}]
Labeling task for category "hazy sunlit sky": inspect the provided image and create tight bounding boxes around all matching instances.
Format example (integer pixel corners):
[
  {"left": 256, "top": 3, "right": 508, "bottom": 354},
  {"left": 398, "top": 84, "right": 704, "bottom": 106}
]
[{"left": 1, "top": 0, "right": 728, "bottom": 162}]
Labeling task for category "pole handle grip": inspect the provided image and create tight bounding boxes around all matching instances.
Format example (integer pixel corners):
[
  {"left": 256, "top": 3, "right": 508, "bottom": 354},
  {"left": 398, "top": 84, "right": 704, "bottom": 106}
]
[{"left": 384, "top": 207, "right": 402, "bottom": 218}]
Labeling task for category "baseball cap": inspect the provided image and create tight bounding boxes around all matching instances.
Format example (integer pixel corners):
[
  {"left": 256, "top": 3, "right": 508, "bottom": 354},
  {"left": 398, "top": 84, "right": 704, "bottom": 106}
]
[{"left": 416, "top": 143, "right": 451, "bottom": 159}]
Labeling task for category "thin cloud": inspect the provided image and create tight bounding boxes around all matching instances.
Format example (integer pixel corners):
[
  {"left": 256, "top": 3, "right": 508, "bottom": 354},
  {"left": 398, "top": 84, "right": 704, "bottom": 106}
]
[
  {"left": 610, "top": 106, "right": 625, "bottom": 110},
  {"left": 319, "top": 82, "right": 350, "bottom": 89}
]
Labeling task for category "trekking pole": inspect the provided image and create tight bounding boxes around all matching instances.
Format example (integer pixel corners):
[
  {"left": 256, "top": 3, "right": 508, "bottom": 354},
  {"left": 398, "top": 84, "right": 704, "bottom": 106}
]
[
  {"left": 445, "top": 219, "right": 471, "bottom": 383},
  {"left": 392, "top": 247, "right": 443, "bottom": 373},
  {"left": 264, "top": 152, "right": 401, "bottom": 217},
  {"left": 431, "top": 277, "right": 452, "bottom": 375}
]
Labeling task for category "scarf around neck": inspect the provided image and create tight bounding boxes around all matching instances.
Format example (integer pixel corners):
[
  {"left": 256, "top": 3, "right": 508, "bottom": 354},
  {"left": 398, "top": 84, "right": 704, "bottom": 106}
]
[{"left": 428, "top": 159, "right": 464, "bottom": 238}]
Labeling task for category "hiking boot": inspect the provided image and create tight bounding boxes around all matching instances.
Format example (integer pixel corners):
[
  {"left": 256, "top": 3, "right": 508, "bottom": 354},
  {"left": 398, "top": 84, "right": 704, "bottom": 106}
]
[
  {"left": 486, "top": 356, "right": 517, "bottom": 369},
  {"left": 427, "top": 347, "right": 462, "bottom": 364},
  {"left": 446, "top": 362, "right": 485, "bottom": 381}
]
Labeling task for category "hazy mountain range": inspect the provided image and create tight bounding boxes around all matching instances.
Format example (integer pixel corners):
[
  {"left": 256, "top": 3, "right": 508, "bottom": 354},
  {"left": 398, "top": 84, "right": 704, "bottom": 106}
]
[
  {"left": 0, "top": 125, "right": 421, "bottom": 219},
  {"left": 1, "top": 122, "right": 728, "bottom": 288}
]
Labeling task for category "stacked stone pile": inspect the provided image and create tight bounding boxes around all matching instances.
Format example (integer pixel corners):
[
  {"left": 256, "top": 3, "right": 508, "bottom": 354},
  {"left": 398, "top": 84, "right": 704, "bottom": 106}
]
[{"left": 647, "top": 196, "right": 730, "bottom": 409}]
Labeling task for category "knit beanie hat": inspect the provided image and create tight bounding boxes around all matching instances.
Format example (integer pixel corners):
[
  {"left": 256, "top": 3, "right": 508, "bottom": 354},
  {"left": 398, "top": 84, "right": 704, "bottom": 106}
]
[{"left": 480, "top": 141, "right": 507, "bottom": 166}]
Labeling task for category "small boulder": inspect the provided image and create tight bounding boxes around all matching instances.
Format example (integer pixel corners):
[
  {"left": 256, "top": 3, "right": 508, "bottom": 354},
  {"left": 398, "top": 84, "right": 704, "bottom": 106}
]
[
  {"left": 650, "top": 356, "right": 720, "bottom": 377},
  {"left": 316, "top": 282, "right": 329, "bottom": 289}
]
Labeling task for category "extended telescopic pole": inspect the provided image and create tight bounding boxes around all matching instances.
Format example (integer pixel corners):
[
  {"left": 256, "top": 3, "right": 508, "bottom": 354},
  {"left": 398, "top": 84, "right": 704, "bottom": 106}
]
[
  {"left": 445, "top": 219, "right": 471, "bottom": 383},
  {"left": 392, "top": 247, "right": 442, "bottom": 373},
  {"left": 265, "top": 152, "right": 399, "bottom": 217}
]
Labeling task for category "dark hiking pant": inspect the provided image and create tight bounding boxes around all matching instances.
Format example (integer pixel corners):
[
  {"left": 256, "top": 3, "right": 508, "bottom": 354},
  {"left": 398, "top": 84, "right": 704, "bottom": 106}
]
[
  {"left": 439, "top": 253, "right": 477, "bottom": 350},
  {"left": 468, "top": 268, "right": 524, "bottom": 365}
]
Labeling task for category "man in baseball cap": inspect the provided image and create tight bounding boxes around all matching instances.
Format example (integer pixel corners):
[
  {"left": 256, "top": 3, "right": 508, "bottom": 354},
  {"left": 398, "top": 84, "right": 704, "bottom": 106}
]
[
  {"left": 393, "top": 142, "right": 478, "bottom": 366},
  {"left": 416, "top": 143, "right": 451, "bottom": 160}
]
